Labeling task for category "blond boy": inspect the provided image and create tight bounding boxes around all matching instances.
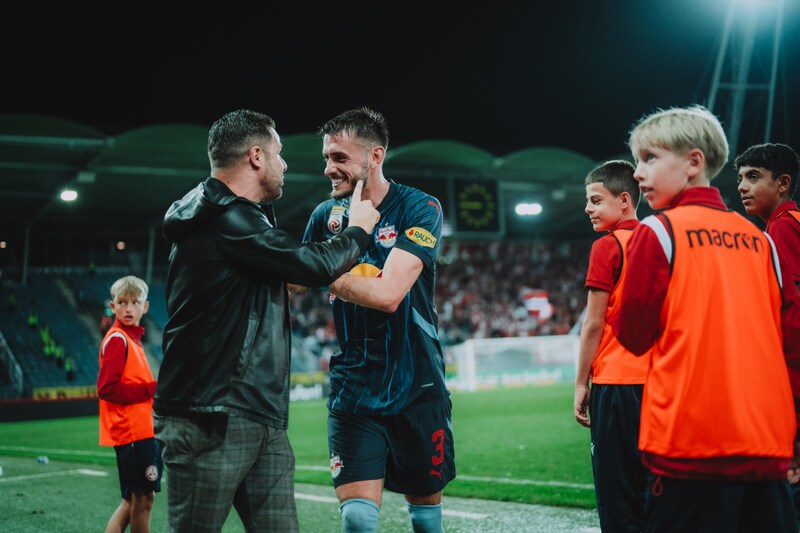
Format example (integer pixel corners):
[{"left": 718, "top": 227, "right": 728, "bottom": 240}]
[{"left": 97, "top": 275, "right": 160, "bottom": 533}]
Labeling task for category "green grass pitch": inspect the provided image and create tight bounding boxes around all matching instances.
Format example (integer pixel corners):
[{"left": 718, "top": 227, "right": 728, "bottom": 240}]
[{"left": 0, "top": 383, "right": 597, "bottom": 532}]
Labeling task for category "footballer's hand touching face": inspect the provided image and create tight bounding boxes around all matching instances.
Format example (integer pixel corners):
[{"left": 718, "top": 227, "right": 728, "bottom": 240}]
[{"left": 346, "top": 180, "right": 380, "bottom": 234}]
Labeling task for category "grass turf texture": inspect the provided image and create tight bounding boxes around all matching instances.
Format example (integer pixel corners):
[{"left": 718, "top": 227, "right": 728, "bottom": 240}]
[{"left": 0, "top": 383, "right": 596, "bottom": 531}]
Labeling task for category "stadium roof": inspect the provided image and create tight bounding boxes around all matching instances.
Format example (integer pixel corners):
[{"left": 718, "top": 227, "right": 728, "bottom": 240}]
[{"left": 0, "top": 115, "right": 743, "bottom": 269}]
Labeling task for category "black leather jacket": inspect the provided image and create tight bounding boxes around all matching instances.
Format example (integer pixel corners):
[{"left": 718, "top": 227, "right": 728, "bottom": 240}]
[{"left": 154, "top": 177, "right": 369, "bottom": 428}]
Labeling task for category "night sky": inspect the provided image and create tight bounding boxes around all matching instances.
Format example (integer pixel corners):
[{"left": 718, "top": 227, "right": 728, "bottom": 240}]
[{"left": 2, "top": 1, "right": 798, "bottom": 162}]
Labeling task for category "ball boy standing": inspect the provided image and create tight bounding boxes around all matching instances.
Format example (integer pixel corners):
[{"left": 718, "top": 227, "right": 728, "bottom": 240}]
[
  {"left": 612, "top": 105, "right": 800, "bottom": 532},
  {"left": 574, "top": 159, "right": 650, "bottom": 532},
  {"left": 736, "top": 142, "right": 800, "bottom": 522},
  {"left": 97, "top": 275, "right": 161, "bottom": 533},
  {"left": 735, "top": 142, "right": 800, "bottom": 293}
]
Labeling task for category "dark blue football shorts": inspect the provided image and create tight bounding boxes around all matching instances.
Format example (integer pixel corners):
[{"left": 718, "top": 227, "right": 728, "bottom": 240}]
[
  {"left": 328, "top": 395, "right": 455, "bottom": 496},
  {"left": 114, "top": 437, "right": 162, "bottom": 499}
]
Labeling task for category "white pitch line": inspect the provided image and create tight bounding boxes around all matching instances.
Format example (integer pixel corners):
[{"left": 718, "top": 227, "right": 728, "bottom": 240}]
[
  {"left": 76, "top": 469, "right": 109, "bottom": 477},
  {"left": 456, "top": 474, "right": 593, "bottom": 490},
  {"left": 295, "top": 492, "right": 338, "bottom": 503},
  {"left": 296, "top": 465, "right": 329, "bottom": 472},
  {"left": 0, "top": 445, "right": 113, "bottom": 458},
  {"left": 443, "top": 509, "right": 488, "bottom": 520},
  {"left": 295, "top": 465, "right": 593, "bottom": 490},
  {"left": 0, "top": 469, "right": 108, "bottom": 483},
  {"left": 295, "top": 493, "right": 488, "bottom": 520},
  {"left": 395, "top": 506, "right": 488, "bottom": 520}
]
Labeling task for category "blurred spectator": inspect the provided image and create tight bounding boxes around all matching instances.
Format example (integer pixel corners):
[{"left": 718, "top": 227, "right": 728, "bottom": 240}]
[
  {"left": 27, "top": 308, "right": 38, "bottom": 329},
  {"left": 43, "top": 336, "right": 54, "bottom": 360},
  {"left": 7, "top": 291, "right": 17, "bottom": 315},
  {"left": 65, "top": 355, "right": 75, "bottom": 381},
  {"left": 99, "top": 307, "right": 114, "bottom": 333},
  {"left": 54, "top": 342, "right": 65, "bottom": 368},
  {"left": 39, "top": 324, "right": 51, "bottom": 348}
]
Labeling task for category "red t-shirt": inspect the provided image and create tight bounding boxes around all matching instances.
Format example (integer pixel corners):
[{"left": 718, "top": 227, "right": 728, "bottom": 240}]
[{"left": 584, "top": 219, "right": 639, "bottom": 292}]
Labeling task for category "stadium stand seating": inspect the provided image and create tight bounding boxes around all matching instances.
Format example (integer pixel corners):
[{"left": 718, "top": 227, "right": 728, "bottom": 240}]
[{"left": 0, "top": 276, "right": 99, "bottom": 396}]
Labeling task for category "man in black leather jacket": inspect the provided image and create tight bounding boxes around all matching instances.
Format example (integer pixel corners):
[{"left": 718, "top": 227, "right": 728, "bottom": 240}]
[{"left": 153, "top": 109, "right": 378, "bottom": 532}]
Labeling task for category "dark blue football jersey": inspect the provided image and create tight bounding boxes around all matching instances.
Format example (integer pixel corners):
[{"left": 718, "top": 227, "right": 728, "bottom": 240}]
[{"left": 303, "top": 181, "right": 448, "bottom": 415}]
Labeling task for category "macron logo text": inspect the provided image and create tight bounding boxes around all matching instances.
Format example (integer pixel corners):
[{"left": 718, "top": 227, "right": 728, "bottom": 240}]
[{"left": 685, "top": 228, "right": 764, "bottom": 253}]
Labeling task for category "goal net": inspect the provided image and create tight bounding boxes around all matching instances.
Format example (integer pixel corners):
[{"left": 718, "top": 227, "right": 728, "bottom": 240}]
[{"left": 446, "top": 334, "right": 579, "bottom": 391}]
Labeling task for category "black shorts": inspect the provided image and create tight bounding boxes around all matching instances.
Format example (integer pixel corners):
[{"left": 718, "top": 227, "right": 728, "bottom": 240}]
[
  {"left": 114, "top": 437, "right": 163, "bottom": 499},
  {"left": 644, "top": 474, "right": 795, "bottom": 532},
  {"left": 328, "top": 396, "right": 456, "bottom": 496},
  {"left": 589, "top": 383, "right": 647, "bottom": 532}
]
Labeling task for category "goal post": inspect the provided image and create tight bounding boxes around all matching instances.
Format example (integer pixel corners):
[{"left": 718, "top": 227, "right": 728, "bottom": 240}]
[{"left": 446, "top": 334, "right": 579, "bottom": 392}]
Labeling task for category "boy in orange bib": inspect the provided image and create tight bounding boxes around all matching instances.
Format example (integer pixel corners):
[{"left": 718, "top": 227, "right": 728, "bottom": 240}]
[{"left": 97, "top": 275, "right": 160, "bottom": 533}]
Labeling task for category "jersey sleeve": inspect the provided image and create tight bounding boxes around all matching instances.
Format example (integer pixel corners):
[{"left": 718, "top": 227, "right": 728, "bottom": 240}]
[
  {"left": 585, "top": 234, "right": 620, "bottom": 292},
  {"left": 394, "top": 194, "right": 443, "bottom": 268},
  {"left": 768, "top": 233, "right": 800, "bottom": 429},
  {"left": 769, "top": 215, "right": 800, "bottom": 288}
]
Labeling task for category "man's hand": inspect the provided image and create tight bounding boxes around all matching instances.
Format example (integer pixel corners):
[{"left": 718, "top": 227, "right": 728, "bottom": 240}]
[{"left": 348, "top": 180, "right": 379, "bottom": 234}]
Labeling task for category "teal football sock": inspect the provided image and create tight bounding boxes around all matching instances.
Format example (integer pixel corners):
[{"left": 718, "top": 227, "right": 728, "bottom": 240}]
[
  {"left": 340, "top": 498, "right": 379, "bottom": 533},
  {"left": 407, "top": 502, "right": 443, "bottom": 533}
]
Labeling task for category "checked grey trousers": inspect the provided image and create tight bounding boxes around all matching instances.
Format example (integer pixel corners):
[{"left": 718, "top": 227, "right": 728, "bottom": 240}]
[{"left": 155, "top": 412, "right": 299, "bottom": 533}]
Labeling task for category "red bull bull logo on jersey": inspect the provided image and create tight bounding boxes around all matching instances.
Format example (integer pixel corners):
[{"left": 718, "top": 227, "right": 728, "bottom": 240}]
[{"left": 376, "top": 225, "right": 398, "bottom": 248}]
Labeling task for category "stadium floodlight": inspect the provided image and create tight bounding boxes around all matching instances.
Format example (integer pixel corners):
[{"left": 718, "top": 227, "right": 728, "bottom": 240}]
[
  {"left": 60, "top": 190, "right": 78, "bottom": 202},
  {"left": 515, "top": 203, "right": 543, "bottom": 216},
  {"left": 707, "top": 0, "right": 784, "bottom": 156}
]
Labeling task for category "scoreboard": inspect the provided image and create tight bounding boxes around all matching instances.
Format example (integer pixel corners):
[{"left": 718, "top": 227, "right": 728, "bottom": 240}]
[
  {"left": 398, "top": 176, "right": 503, "bottom": 237},
  {"left": 453, "top": 179, "right": 501, "bottom": 234}
]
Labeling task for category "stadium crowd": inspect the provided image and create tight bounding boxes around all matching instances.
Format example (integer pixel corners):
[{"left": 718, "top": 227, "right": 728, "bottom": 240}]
[{"left": 290, "top": 239, "right": 590, "bottom": 366}]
